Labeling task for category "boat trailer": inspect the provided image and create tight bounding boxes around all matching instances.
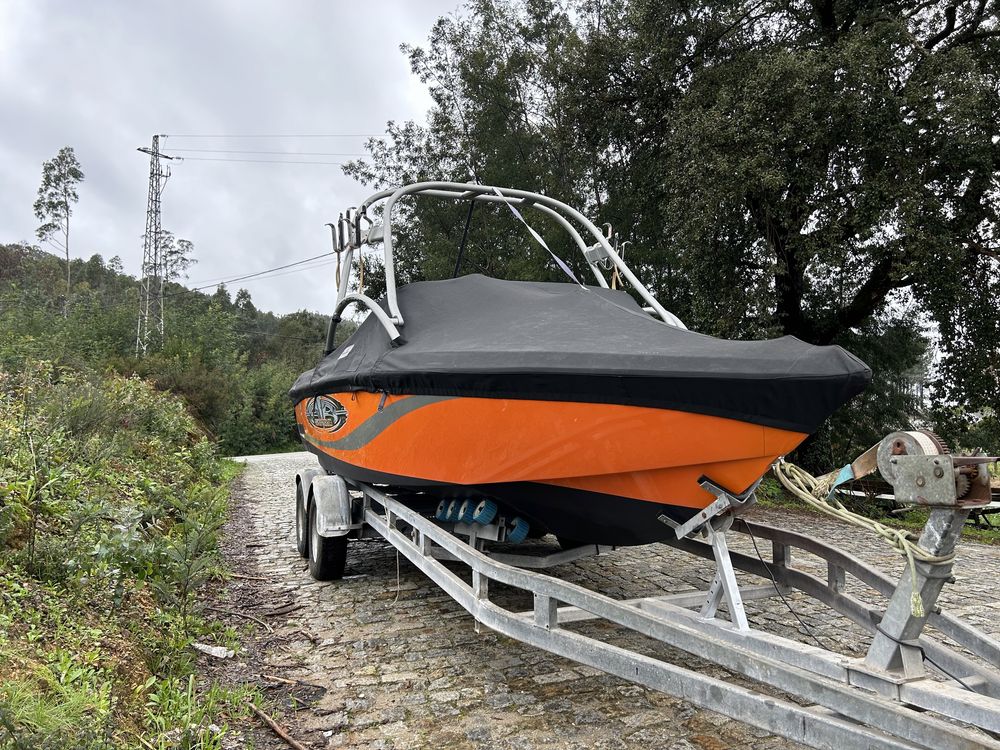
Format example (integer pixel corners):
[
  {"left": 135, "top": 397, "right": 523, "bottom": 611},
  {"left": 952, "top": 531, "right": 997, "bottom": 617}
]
[{"left": 294, "top": 434, "right": 1000, "bottom": 749}]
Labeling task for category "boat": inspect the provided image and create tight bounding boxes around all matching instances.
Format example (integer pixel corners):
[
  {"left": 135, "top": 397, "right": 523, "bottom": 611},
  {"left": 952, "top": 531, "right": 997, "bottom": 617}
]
[{"left": 290, "top": 182, "right": 870, "bottom": 546}]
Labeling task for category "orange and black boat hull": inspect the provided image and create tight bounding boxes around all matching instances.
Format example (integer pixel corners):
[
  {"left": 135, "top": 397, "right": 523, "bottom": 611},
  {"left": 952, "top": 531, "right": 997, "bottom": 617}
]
[
  {"left": 291, "top": 277, "right": 870, "bottom": 545},
  {"left": 294, "top": 390, "right": 807, "bottom": 545}
]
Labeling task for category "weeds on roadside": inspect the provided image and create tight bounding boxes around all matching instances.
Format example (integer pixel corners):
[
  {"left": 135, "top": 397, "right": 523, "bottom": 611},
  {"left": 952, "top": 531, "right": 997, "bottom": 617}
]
[{"left": 0, "top": 361, "right": 254, "bottom": 748}]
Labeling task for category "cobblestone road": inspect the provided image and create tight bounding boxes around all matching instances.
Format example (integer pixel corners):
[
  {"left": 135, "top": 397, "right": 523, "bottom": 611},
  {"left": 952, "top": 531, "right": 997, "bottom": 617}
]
[{"left": 219, "top": 452, "right": 1000, "bottom": 749}]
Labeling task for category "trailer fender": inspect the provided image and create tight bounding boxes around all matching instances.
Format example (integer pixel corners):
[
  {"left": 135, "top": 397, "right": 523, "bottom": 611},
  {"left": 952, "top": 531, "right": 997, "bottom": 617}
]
[
  {"left": 295, "top": 468, "right": 324, "bottom": 501},
  {"left": 309, "top": 474, "right": 354, "bottom": 537}
]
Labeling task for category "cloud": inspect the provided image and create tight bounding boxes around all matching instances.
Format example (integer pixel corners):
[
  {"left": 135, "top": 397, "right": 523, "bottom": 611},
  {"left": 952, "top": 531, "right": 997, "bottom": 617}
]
[{"left": 0, "top": 0, "right": 459, "bottom": 314}]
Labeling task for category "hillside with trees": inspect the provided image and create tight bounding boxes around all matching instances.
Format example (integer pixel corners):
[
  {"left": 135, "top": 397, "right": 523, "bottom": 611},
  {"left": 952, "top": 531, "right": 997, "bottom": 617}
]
[
  {"left": 0, "top": 242, "right": 346, "bottom": 456},
  {"left": 0, "top": 239, "right": 346, "bottom": 745}
]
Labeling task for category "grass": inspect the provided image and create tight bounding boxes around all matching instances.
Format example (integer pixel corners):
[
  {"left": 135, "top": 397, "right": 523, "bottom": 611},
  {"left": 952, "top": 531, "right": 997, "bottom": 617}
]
[
  {"left": 0, "top": 672, "right": 109, "bottom": 741},
  {"left": 0, "top": 568, "right": 138, "bottom": 748},
  {"left": 141, "top": 677, "right": 260, "bottom": 750}
]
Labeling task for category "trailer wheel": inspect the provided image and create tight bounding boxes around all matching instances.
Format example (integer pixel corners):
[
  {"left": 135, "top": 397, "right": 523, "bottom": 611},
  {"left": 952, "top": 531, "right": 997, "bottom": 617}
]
[
  {"left": 308, "top": 502, "right": 347, "bottom": 581},
  {"left": 295, "top": 480, "right": 310, "bottom": 558},
  {"left": 294, "top": 468, "right": 323, "bottom": 558}
]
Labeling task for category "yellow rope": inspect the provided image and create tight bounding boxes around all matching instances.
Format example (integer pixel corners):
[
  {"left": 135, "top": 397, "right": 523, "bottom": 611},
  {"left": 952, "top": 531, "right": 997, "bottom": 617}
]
[
  {"left": 773, "top": 458, "right": 955, "bottom": 617},
  {"left": 357, "top": 247, "right": 365, "bottom": 296}
]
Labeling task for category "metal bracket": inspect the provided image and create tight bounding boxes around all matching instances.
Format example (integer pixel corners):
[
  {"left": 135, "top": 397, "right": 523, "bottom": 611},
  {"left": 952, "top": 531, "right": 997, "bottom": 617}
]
[
  {"left": 657, "top": 479, "right": 762, "bottom": 631},
  {"left": 453, "top": 520, "right": 501, "bottom": 542},
  {"left": 863, "top": 505, "right": 971, "bottom": 677},
  {"left": 583, "top": 242, "right": 611, "bottom": 268},
  {"left": 363, "top": 222, "right": 384, "bottom": 245},
  {"left": 700, "top": 525, "right": 750, "bottom": 631},
  {"left": 662, "top": 478, "right": 759, "bottom": 540}
]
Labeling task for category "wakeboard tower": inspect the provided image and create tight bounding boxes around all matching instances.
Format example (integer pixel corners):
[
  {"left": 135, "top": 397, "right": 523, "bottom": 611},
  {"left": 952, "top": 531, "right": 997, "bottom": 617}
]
[{"left": 290, "top": 182, "right": 870, "bottom": 546}]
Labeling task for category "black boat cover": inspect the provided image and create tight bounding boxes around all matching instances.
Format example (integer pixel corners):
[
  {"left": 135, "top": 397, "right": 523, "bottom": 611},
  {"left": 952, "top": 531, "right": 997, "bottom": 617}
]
[{"left": 290, "top": 275, "right": 870, "bottom": 433}]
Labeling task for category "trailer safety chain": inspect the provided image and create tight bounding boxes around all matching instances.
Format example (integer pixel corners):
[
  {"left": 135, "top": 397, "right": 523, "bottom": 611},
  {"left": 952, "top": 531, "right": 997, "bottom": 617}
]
[{"left": 774, "top": 459, "right": 955, "bottom": 617}]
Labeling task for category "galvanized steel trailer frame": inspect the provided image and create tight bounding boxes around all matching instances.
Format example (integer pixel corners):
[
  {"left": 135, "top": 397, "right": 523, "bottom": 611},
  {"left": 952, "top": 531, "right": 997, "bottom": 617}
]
[{"left": 313, "top": 475, "right": 1000, "bottom": 750}]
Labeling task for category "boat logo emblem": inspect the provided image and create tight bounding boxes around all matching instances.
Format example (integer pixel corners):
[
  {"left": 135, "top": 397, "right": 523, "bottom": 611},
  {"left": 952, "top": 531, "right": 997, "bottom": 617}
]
[{"left": 305, "top": 396, "right": 347, "bottom": 432}]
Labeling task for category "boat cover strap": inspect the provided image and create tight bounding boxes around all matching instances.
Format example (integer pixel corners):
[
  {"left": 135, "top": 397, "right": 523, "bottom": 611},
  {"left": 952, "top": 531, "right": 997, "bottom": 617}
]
[{"left": 493, "top": 187, "right": 583, "bottom": 288}]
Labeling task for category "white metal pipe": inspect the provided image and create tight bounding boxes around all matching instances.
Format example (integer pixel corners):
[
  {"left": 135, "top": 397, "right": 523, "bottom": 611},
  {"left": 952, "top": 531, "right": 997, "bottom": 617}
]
[
  {"left": 359, "top": 182, "right": 684, "bottom": 326},
  {"left": 332, "top": 292, "right": 402, "bottom": 343}
]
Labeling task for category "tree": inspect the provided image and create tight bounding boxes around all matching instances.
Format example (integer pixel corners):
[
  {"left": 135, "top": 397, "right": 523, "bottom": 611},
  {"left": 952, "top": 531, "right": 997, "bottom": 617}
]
[
  {"left": 154, "top": 231, "right": 197, "bottom": 347},
  {"left": 234, "top": 288, "right": 255, "bottom": 313},
  {"left": 33, "top": 146, "right": 84, "bottom": 314},
  {"left": 160, "top": 232, "right": 197, "bottom": 283},
  {"left": 345, "top": 1, "right": 588, "bottom": 295},
  {"left": 347, "top": 0, "right": 1000, "bottom": 457}
]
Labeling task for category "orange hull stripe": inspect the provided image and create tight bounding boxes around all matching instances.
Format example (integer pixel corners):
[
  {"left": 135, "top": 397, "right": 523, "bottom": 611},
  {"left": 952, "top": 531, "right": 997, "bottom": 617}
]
[
  {"left": 542, "top": 455, "right": 780, "bottom": 509},
  {"left": 296, "top": 392, "right": 805, "bottom": 508}
]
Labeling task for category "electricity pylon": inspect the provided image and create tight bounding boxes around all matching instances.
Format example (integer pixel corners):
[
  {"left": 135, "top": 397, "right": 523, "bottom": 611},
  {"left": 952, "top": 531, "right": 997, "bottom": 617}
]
[{"left": 135, "top": 135, "right": 175, "bottom": 356}]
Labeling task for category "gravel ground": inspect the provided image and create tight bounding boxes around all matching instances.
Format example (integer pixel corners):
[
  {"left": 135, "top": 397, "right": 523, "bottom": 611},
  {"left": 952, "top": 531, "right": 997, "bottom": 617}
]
[{"left": 206, "top": 451, "right": 1000, "bottom": 750}]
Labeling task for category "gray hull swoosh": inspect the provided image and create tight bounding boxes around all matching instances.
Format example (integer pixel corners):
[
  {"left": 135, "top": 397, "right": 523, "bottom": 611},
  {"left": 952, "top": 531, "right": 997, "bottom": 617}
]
[{"left": 304, "top": 395, "right": 455, "bottom": 452}]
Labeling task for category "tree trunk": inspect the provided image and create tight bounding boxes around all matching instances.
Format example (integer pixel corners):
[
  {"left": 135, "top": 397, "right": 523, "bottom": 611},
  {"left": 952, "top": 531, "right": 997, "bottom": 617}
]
[
  {"left": 63, "top": 210, "right": 70, "bottom": 318},
  {"left": 747, "top": 193, "right": 812, "bottom": 341}
]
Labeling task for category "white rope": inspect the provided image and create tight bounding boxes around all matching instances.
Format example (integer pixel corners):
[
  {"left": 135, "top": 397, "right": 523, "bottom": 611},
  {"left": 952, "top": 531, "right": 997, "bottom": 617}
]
[{"left": 773, "top": 458, "right": 955, "bottom": 617}]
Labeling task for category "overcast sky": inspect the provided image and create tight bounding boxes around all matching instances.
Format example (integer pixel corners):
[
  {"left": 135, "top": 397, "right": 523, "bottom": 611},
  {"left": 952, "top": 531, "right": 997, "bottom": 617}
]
[{"left": 0, "top": 0, "right": 458, "bottom": 315}]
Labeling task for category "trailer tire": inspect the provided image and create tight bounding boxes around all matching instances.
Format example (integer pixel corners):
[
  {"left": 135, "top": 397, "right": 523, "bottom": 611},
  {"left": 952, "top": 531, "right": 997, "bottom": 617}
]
[
  {"left": 295, "top": 481, "right": 310, "bottom": 558},
  {"left": 294, "top": 468, "right": 324, "bottom": 558},
  {"left": 308, "top": 502, "right": 347, "bottom": 581}
]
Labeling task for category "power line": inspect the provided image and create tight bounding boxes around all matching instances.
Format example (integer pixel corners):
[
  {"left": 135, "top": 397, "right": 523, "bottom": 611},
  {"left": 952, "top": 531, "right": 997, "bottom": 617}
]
[
  {"left": 175, "top": 156, "right": 346, "bottom": 165},
  {"left": 163, "top": 133, "right": 383, "bottom": 138},
  {"left": 179, "top": 258, "right": 339, "bottom": 290},
  {"left": 163, "top": 265, "right": 333, "bottom": 299},
  {"left": 228, "top": 259, "right": 339, "bottom": 284},
  {"left": 190, "top": 251, "right": 334, "bottom": 287},
  {"left": 231, "top": 326, "right": 324, "bottom": 342},
  {"left": 186, "top": 256, "right": 335, "bottom": 286},
  {"left": 43, "top": 237, "right": 66, "bottom": 253},
  {"left": 36, "top": 241, "right": 65, "bottom": 259},
  {"left": 163, "top": 148, "right": 366, "bottom": 156},
  {"left": 162, "top": 252, "right": 335, "bottom": 299}
]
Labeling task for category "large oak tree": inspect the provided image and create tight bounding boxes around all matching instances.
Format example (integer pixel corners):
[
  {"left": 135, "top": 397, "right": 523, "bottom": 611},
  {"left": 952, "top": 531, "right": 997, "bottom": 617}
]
[{"left": 347, "top": 0, "right": 1000, "bottom": 458}]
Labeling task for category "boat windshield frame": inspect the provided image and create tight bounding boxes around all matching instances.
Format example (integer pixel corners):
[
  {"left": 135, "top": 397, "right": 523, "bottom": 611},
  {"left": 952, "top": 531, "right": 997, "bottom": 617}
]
[{"left": 325, "top": 182, "right": 685, "bottom": 349}]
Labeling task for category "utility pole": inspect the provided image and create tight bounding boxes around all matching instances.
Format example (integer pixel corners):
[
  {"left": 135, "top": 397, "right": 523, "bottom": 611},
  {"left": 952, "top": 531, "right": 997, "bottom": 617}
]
[{"left": 135, "top": 135, "right": 175, "bottom": 356}]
